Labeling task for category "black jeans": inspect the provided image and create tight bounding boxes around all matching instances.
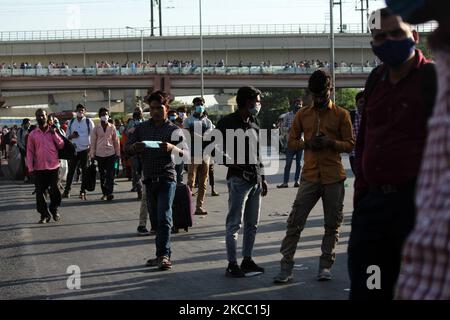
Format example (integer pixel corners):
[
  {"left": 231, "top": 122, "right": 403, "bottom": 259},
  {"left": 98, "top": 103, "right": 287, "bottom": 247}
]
[
  {"left": 347, "top": 183, "right": 416, "bottom": 300},
  {"left": 35, "top": 169, "right": 61, "bottom": 218},
  {"left": 97, "top": 155, "right": 116, "bottom": 196},
  {"left": 65, "top": 149, "right": 89, "bottom": 193}
]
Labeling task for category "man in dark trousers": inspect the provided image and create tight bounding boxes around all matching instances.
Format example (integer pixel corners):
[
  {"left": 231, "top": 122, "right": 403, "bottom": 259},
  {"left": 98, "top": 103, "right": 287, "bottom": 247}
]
[
  {"left": 348, "top": 8, "right": 437, "bottom": 300},
  {"left": 26, "top": 109, "right": 65, "bottom": 224}
]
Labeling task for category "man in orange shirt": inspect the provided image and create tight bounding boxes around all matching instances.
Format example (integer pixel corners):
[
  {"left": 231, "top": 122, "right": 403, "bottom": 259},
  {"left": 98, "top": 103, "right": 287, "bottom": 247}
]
[{"left": 274, "top": 70, "right": 354, "bottom": 283}]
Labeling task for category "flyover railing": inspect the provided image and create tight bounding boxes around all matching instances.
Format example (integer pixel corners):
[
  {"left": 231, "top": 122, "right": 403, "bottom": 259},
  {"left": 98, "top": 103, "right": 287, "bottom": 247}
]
[
  {"left": 0, "top": 22, "right": 437, "bottom": 41},
  {"left": 0, "top": 66, "right": 375, "bottom": 77}
]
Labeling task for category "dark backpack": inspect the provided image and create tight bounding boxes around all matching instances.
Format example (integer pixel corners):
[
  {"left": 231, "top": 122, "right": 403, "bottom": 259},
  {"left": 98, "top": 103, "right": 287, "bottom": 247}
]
[
  {"left": 69, "top": 118, "right": 91, "bottom": 135},
  {"left": 364, "top": 62, "right": 437, "bottom": 118},
  {"left": 56, "top": 131, "right": 77, "bottom": 160}
]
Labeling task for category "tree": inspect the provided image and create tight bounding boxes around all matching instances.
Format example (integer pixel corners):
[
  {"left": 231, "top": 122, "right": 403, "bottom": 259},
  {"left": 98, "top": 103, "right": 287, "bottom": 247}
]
[{"left": 335, "top": 88, "right": 361, "bottom": 111}]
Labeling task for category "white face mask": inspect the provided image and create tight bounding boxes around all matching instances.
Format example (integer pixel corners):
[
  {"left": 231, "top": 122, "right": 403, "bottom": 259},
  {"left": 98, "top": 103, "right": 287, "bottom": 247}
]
[
  {"left": 77, "top": 112, "right": 84, "bottom": 118},
  {"left": 249, "top": 103, "right": 262, "bottom": 116},
  {"left": 101, "top": 115, "right": 109, "bottom": 122}
]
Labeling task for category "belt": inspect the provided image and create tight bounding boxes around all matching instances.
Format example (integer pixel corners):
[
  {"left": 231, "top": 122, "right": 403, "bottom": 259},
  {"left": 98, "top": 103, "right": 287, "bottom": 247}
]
[
  {"left": 369, "top": 180, "right": 416, "bottom": 194},
  {"left": 143, "top": 176, "right": 169, "bottom": 183}
]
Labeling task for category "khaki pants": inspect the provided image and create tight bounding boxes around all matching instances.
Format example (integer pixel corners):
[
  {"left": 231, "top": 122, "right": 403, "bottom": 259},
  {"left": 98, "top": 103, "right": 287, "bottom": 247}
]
[
  {"left": 280, "top": 179, "right": 345, "bottom": 271},
  {"left": 139, "top": 184, "right": 149, "bottom": 227},
  {"left": 187, "top": 158, "right": 210, "bottom": 211}
]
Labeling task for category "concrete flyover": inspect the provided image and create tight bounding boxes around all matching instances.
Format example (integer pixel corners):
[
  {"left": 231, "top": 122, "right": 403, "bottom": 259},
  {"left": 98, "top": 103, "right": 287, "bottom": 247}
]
[{"left": 0, "top": 67, "right": 371, "bottom": 93}]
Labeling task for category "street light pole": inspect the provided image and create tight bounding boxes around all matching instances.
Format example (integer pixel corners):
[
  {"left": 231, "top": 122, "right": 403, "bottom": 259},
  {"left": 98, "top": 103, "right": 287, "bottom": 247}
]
[
  {"left": 330, "top": 0, "right": 336, "bottom": 103},
  {"left": 150, "top": 0, "right": 154, "bottom": 37},
  {"left": 199, "top": 0, "right": 204, "bottom": 98},
  {"left": 140, "top": 29, "right": 144, "bottom": 62},
  {"left": 126, "top": 26, "right": 144, "bottom": 64}
]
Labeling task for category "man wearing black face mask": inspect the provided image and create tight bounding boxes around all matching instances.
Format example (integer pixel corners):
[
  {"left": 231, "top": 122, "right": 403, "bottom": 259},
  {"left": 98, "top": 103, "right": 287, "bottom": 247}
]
[
  {"left": 348, "top": 8, "right": 437, "bottom": 300},
  {"left": 274, "top": 70, "right": 354, "bottom": 284}
]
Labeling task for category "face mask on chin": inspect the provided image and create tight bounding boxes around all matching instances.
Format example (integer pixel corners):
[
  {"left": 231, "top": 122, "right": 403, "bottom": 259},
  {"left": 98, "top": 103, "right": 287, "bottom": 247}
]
[{"left": 372, "top": 37, "right": 416, "bottom": 67}]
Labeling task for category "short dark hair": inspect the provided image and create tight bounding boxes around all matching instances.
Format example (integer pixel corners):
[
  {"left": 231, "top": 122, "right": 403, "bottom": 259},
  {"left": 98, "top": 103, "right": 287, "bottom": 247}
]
[
  {"left": 98, "top": 107, "right": 109, "bottom": 116},
  {"left": 355, "top": 91, "right": 365, "bottom": 103},
  {"left": 168, "top": 109, "right": 177, "bottom": 114},
  {"left": 22, "top": 118, "right": 30, "bottom": 125},
  {"left": 145, "top": 90, "right": 170, "bottom": 106},
  {"left": 236, "top": 86, "right": 261, "bottom": 108},
  {"left": 308, "top": 70, "right": 332, "bottom": 94},
  {"left": 192, "top": 97, "right": 205, "bottom": 105},
  {"left": 76, "top": 103, "right": 85, "bottom": 111},
  {"left": 176, "top": 106, "right": 187, "bottom": 113},
  {"left": 35, "top": 108, "right": 47, "bottom": 116}
]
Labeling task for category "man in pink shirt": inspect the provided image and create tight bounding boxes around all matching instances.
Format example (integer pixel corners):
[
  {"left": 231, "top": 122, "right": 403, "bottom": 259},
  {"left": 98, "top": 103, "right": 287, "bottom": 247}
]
[
  {"left": 26, "top": 109, "right": 65, "bottom": 224},
  {"left": 90, "top": 107, "right": 120, "bottom": 201}
]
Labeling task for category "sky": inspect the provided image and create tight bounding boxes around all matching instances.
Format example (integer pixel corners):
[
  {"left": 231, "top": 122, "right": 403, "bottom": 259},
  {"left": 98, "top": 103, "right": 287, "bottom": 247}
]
[{"left": 0, "top": 0, "right": 387, "bottom": 32}]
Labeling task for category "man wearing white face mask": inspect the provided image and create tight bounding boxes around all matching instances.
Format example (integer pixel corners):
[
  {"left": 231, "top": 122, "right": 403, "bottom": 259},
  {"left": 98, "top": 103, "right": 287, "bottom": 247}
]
[
  {"left": 63, "top": 103, "right": 94, "bottom": 200},
  {"left": 183, "top": 97, "right": 213, "bottom": 216},
  {"left": 90, "top": 108, "right": 120, "bottom": 201},
  {"left": 216, "top": 86, "right": 269, "bottom": 278}
]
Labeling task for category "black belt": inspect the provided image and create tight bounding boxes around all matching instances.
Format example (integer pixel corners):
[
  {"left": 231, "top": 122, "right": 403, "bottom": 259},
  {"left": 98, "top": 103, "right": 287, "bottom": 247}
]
[
  {"left": 143, "top": 176, "right": 171, "bottom": 184},
  {"left": 369, "top": 180, "right": 416, "bottom": 194}
]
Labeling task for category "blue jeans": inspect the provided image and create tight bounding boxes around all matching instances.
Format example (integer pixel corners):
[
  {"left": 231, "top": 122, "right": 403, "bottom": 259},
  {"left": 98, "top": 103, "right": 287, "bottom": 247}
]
[
  {"left": 226, "top": 176, "right": 262, "bottom": 263},
  {"left": 283, "top": 149, "right": 303, "bottom": 184},
  {"left": 146, "top": 179, "right": 176, "bottom": 258}
]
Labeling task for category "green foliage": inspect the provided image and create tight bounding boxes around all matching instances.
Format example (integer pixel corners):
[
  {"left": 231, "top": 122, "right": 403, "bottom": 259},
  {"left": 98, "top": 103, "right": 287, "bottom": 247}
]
[
  {"left": 335, "top": 88, "right": 361, "bottom": 111},
  {"left": 259, "top": 88, "right": 306, "bottom": 129}
]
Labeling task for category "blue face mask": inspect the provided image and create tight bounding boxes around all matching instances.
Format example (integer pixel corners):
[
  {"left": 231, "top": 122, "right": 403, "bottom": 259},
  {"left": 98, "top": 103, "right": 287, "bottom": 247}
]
[
  {"left": 385, "top": 0, "right": 425, "bottom": 21},
  {"left": 169, "top": 115, "right": 177, "bottom": 121},
  {"left": 195, "top": 105, "right": 205, "bottom": 114},
  {"left": 371, "top": 38, "right": 416, "bottom": 67}
]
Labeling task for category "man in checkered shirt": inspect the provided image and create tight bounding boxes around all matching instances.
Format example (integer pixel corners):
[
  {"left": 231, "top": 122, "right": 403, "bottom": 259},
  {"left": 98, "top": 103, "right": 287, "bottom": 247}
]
[
  {"left": 277, "top": 98, "right": 304, "bottom": 188},
  {"left": 125, "top": 90, "right": 189, "bottom": 271},
  {"left": 386, "top": 0, "right": 450, "bottom": 300}
]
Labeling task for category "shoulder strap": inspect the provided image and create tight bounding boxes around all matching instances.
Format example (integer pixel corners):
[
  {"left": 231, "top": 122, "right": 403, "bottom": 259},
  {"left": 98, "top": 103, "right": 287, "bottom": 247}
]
[
  {"left": 86, "top": 118, "right": 91, "bottom": 135},
  {"left": 419, "top": 62, "right": 437, "bottom": 119},
  {"left": 364, "top": 65, "right": 383, "bottom": 103},
  {"left": 69, "top": 118, "right": 75, "bottom": 132}
]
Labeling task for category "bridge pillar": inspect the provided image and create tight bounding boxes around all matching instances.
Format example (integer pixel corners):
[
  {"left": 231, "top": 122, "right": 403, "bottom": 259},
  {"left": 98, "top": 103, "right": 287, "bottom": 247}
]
[{"left": 124, "top": 89, "right": 138, "bottom": 114}]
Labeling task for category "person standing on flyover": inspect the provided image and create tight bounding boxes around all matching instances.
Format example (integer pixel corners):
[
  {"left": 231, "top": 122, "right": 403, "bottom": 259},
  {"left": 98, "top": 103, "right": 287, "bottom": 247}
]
[{"left": 274, "top": 70, "right": 354, "bottom": 284}]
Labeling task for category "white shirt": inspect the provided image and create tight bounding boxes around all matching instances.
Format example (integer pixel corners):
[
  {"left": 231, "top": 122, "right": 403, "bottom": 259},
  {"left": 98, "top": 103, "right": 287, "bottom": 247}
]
[{"left": 67, "top": 117, "right": 95, "bottom": 152}]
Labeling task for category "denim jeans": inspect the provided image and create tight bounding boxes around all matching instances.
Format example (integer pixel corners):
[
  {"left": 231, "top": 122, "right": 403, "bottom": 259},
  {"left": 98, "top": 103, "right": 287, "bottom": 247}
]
[
  {"left": 283, "top": 148, "right": 303, "bottom": 184},
  {"left": 65, "top": 149, "right": 89, "bottom": 193},
  {"left": 226, "top": 176, "right": 262, "bottom": 263},
  {"left": 146, "top": 179, "right": 176, "bottom": 258}
]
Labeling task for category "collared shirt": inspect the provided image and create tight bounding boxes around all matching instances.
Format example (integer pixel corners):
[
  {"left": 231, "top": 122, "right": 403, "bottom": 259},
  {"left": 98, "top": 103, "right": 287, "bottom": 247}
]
[
  {"left": 350, "top": 111, "right": 361, "bottom": 158},
  {"left": 67, "top": 117, "right": 95, "bottom": 152},
  {"left": 216, "top": 110, "right": 265, "bottom": 183},
  {"left": 26, "top": 126, "right": 64, "bottom": 172},
  {"left": 395, "top": 37, "right": 450, "bottom": 300},
  {"left": 355, "top": 50, "right": 432, "bottom": 192},
  {"left": 282, "top": 111, "right": 296, "bottom": 132},
  {"left": 90, "top": 123, "right": 120, "bottom": 158},
  {"left": 125, "top": 119, "right": 187, "bottom": 181},
  {"left": 288, "top": 101, "right": 354, "bottom": 184}
]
